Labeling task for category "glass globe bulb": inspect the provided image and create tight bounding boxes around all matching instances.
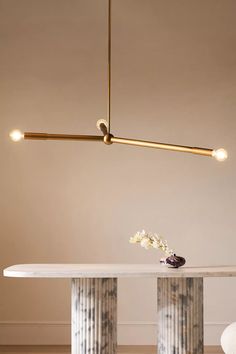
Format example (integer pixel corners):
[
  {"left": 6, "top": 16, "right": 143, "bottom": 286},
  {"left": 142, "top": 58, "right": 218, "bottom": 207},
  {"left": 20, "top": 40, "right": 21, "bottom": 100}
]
[
  {"left": 9, "top": 130, "right": 24, "bottom": 142},
  {"left": 212, "top": 148, "right": 228, "bottom": 162}
]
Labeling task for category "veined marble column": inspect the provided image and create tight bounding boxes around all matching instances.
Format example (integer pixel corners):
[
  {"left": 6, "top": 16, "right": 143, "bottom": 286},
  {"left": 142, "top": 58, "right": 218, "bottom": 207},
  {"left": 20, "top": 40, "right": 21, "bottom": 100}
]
[
  {"left": 157, "top": 277, "right": 204, "bottom": 354},
  {"left": 72, "top": 278, "right": 117, "bottom": 354}
]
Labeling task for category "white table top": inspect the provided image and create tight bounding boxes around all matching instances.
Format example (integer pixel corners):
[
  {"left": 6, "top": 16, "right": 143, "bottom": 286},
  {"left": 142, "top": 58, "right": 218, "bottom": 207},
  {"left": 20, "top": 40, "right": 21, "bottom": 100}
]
[{"left": 4, "top": 264, "right": 236, "bottom": 278}]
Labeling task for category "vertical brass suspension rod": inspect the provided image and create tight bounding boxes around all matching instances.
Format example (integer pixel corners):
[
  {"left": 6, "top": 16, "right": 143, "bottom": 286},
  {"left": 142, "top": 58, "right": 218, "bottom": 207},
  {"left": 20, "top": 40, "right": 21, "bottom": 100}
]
[{"left": 107, "top": 0, "right": 112, "bottom": 133}]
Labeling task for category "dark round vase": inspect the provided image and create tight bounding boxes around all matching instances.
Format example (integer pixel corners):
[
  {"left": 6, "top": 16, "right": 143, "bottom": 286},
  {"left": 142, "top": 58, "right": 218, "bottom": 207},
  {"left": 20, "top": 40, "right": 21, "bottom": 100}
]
[{"left": 161, "top": 254, "right": 186, "bottom": 268}]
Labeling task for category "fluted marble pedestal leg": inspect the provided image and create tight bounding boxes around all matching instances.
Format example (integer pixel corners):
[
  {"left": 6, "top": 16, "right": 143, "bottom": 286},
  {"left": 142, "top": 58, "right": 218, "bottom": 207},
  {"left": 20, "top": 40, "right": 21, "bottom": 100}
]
[
  {"left": 72, "top": 278, "right": 117, "bottom": 354},
  {"left": 157, "top": 277, "right": 203, "bottom": 354}
]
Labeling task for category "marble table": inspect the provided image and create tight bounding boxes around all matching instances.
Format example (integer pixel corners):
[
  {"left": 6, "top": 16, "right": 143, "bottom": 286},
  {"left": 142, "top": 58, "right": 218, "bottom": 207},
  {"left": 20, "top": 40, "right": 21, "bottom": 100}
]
[{"left": 4, "top": 264, "right": 236, "bottom": 354}]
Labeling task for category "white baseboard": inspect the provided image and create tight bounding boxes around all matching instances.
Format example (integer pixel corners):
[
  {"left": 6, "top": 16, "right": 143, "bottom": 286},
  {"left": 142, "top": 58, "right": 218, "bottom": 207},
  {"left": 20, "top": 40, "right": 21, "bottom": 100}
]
[{"left": 0, "top": 321, "right": 228, "bottom": 345}]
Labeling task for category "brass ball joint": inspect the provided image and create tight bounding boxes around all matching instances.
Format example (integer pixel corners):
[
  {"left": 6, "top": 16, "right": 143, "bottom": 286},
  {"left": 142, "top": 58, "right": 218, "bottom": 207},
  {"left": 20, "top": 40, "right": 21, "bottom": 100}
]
[{"left": 104, "top": 134, "right": 114, "bottom": 145}]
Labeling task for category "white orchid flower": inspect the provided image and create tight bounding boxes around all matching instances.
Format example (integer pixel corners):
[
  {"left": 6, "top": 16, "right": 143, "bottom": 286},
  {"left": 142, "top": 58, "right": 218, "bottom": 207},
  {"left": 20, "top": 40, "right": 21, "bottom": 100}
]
[
  {"left": 130, "top": 230, "right": 174, "bottom": 256},
  {"left": 140, "top": 237, "right": 151, "bottom": 249}
]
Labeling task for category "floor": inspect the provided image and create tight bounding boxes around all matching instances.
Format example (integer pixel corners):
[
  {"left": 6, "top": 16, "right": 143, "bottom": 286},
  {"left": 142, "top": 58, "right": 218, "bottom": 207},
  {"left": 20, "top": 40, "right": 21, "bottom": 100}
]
[{"left": 0, "top": 346, "right": 224, "bottom": 354}]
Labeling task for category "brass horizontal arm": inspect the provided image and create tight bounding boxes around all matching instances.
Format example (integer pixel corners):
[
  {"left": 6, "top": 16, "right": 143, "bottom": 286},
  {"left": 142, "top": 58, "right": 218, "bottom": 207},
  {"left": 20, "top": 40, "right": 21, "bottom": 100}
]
[
  {"left": 24, "top": 132, "right": 104, "bottom": 141},
  {"left": 10, "top": 130, "right": 227, "bottom": 160},
  {"left": 110, "top": 136, "right": 213, "bottom": 157}
]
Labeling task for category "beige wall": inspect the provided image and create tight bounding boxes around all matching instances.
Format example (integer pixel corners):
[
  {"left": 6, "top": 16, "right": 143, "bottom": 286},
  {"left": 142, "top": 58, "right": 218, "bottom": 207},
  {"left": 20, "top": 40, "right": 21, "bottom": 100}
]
[{"left": 0, "top": 0, "right": 236, "bottom": 345}]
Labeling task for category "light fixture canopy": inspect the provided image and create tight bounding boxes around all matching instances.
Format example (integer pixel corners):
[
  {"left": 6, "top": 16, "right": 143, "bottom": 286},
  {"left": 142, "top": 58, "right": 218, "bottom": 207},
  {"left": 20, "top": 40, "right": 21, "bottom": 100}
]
[{"left": 9, "top": 0, "right": 228, "bottom": 162}]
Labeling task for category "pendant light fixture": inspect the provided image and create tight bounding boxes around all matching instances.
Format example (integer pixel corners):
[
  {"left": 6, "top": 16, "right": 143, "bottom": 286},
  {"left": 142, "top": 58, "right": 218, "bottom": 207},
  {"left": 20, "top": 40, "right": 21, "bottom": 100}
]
[{"left": 9, "top": 0, "right": 228, "bottom": 162}]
